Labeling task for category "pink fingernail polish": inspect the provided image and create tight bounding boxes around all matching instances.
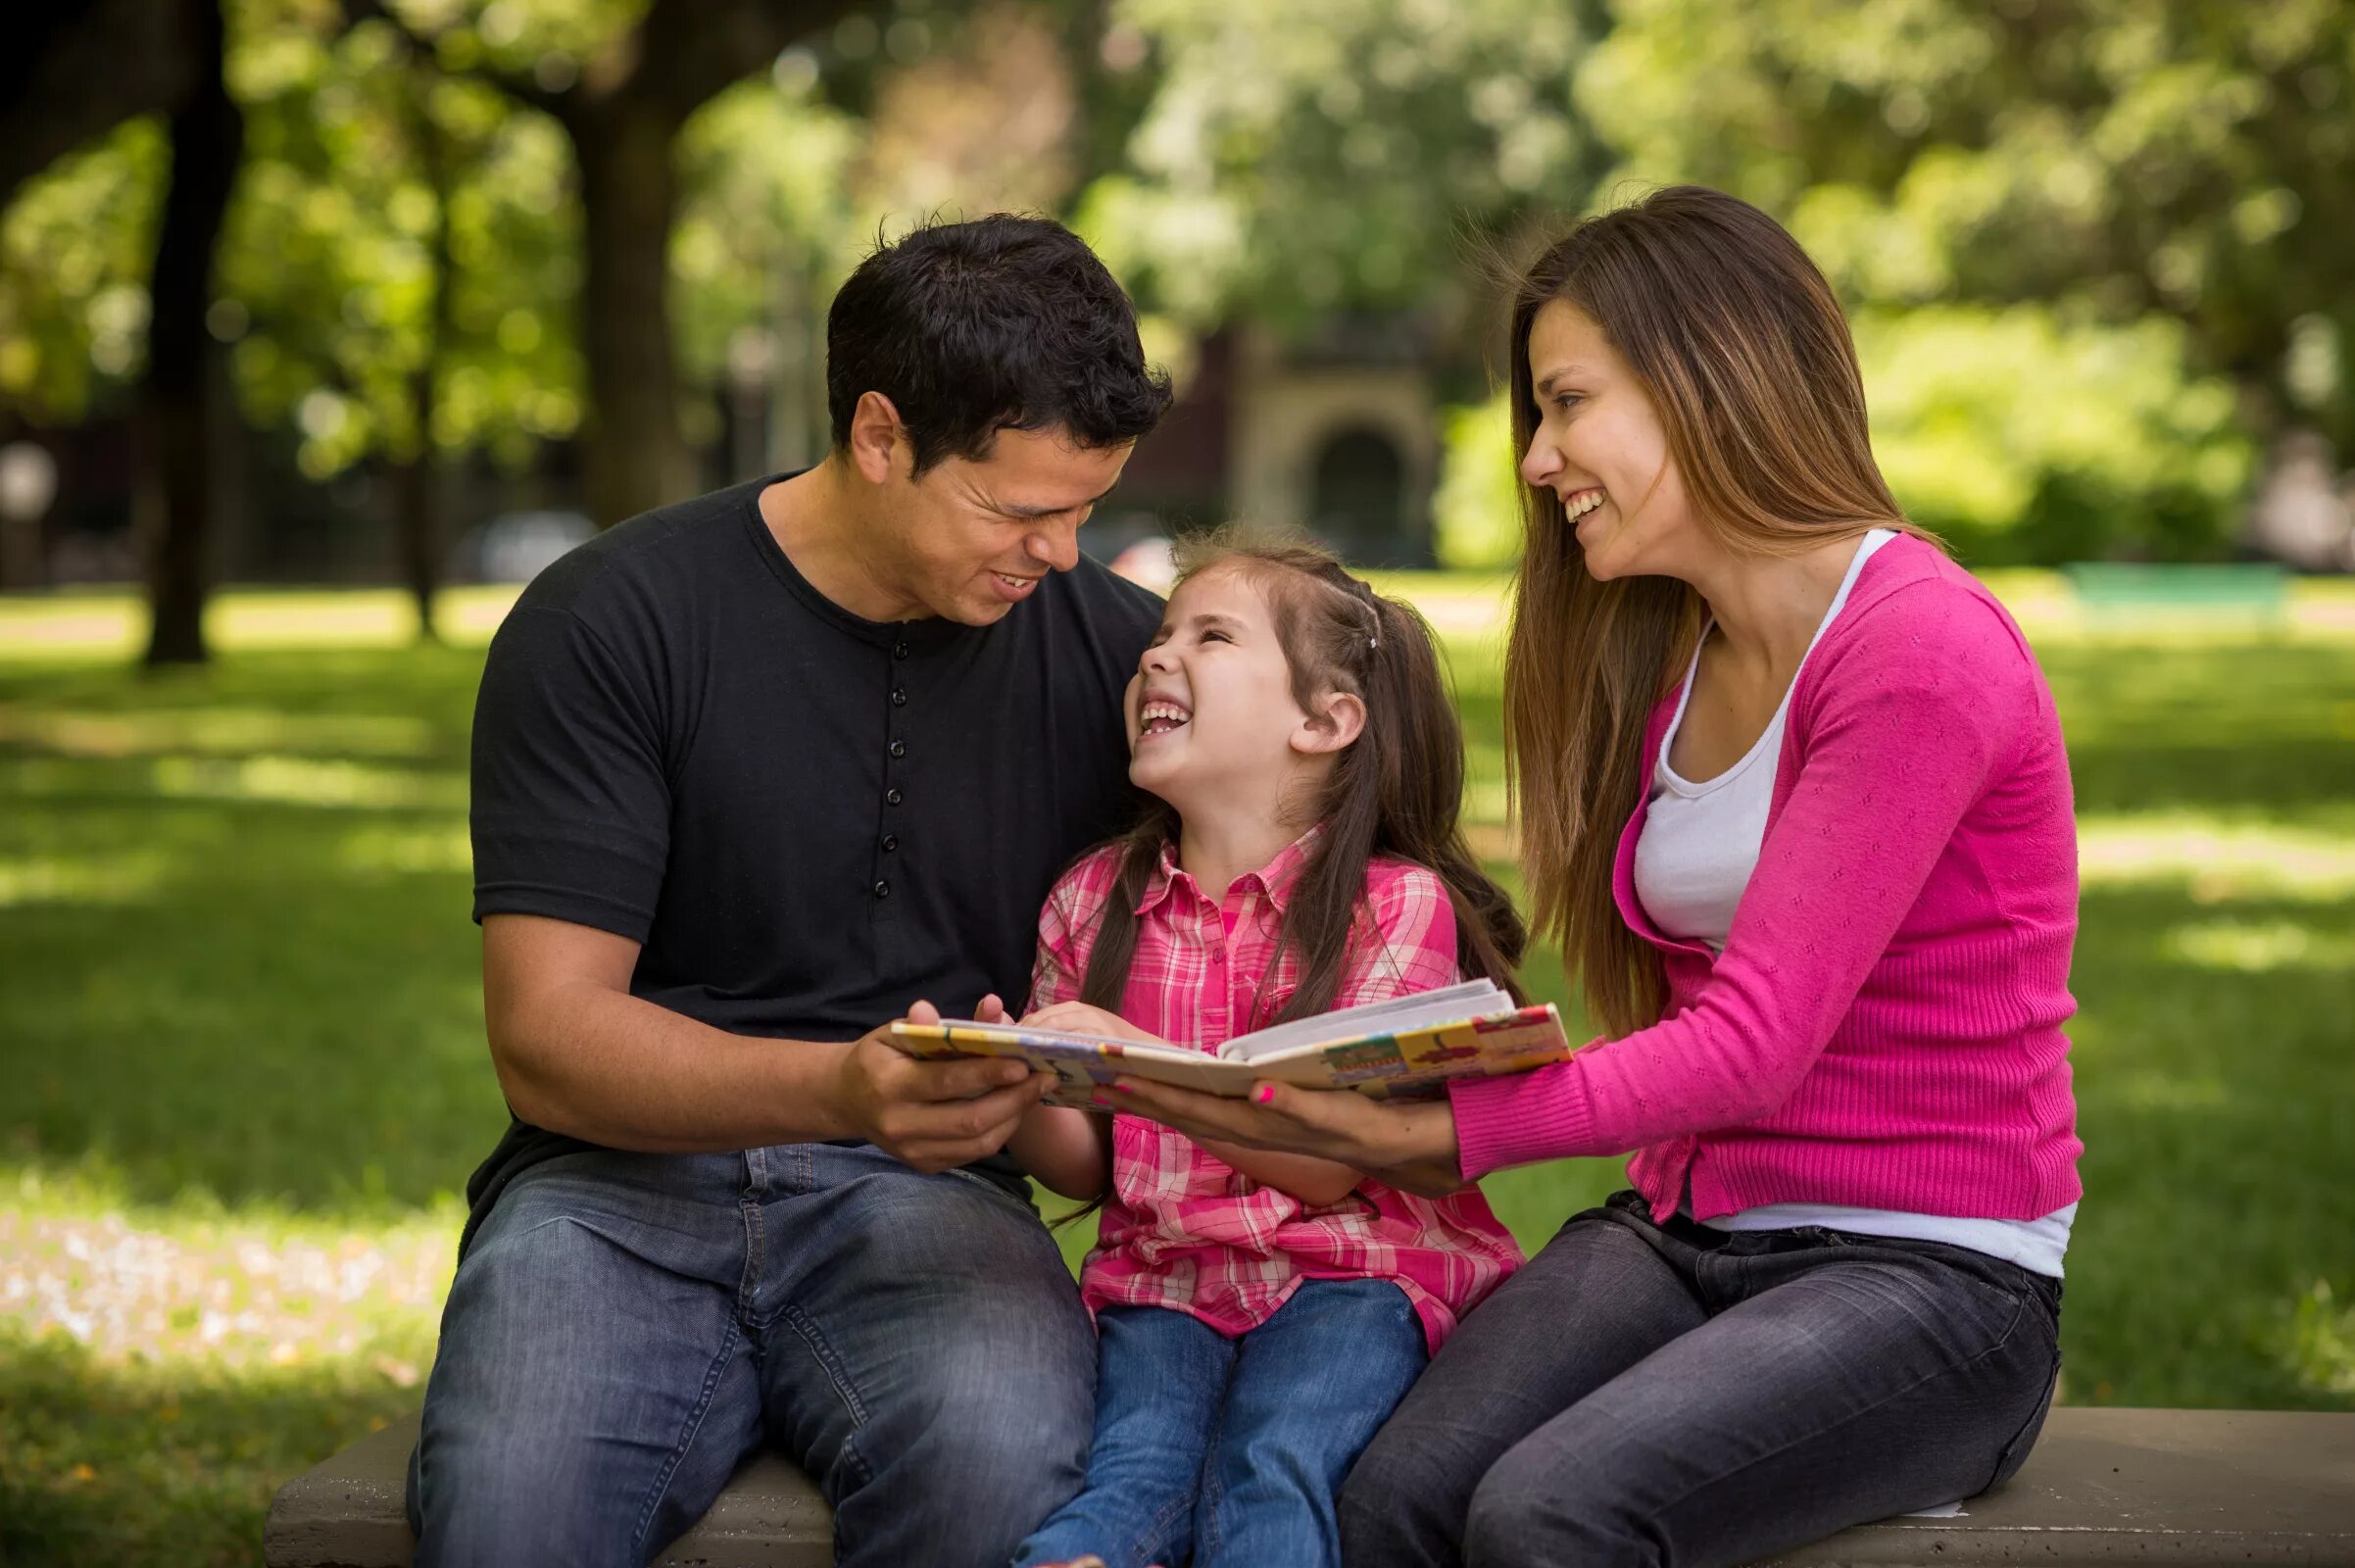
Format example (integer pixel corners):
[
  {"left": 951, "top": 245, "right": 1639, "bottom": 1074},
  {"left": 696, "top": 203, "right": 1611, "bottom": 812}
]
[
  {"left": 1112, "top": 1080, "right": 1136, "bottom": 1095},
  {"left": 1253, "top": 1085, "right": 1275, "bottom": 1105}
]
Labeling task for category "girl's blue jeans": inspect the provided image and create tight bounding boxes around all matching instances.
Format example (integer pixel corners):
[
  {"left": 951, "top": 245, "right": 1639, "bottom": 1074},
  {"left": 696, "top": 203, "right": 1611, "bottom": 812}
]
[{"left": 1013, "top": 1277, "right": 1429, "bottom": 1568}]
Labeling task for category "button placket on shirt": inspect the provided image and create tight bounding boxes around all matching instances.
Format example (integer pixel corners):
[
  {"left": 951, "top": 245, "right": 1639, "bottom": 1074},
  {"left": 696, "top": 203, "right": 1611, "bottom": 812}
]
[
  {"left": 1207, "top": 877, "right": 1257, "bottom": 1045},
  {"left": 875, "top": 637, "right": 911, "bottom": 913},
  {"left": 1202, "top": 894, "right": 1229, "bottom": 1043}
]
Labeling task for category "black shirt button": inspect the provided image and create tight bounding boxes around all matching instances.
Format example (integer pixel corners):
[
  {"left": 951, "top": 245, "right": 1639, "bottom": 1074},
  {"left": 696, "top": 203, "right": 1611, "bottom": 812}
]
[
  {"left": 886, "top": 787, "right": 904, "bottom": 806},
  {"left": 889, "top": 739, "right": 906, "bottom": 759},
  {"left": 880, "top": 834, "right": 898, "bottom": 853},
  {"left": 893, "top": 640, "right": 909, "bottom": 660},
  {"left": 890, "top": 686, "right": 908, "bottom": 707},
  {"left": 873, "top": 879, "right": 891, "bottom": 900}
]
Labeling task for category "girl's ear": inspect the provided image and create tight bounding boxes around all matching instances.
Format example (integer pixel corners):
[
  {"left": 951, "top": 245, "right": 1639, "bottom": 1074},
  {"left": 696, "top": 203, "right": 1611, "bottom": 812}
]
[{"left": 1292, "top": 690, "right": 1367, "bottom": 757}]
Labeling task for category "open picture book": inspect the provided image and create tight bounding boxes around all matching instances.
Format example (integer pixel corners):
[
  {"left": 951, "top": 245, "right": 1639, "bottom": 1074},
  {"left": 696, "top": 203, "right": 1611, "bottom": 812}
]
[{"left": 888, "top": 980, "right": 1577, "bottom": 1103}]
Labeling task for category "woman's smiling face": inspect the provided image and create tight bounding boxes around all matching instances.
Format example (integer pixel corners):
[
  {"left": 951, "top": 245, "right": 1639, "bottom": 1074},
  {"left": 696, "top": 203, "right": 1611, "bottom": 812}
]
[
  {"left": 1123, "top": 564, "right": 1315, "bottom": 813},
  {"left": 1519, "top": 298, "right": 1701, "bottom": 582}
]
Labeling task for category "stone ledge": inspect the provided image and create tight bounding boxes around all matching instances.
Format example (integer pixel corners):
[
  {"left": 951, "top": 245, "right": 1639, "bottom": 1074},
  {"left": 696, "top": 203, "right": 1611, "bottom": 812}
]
[
  {"left": 263, "top": 1413, "right": 829, "bottom": 1568},
  {"left": 267, "top": 1407, "right": 2355, "bottom": 1567}
]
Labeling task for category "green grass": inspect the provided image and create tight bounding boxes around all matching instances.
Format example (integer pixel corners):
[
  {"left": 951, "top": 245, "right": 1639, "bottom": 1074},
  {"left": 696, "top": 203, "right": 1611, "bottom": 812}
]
[{"left": 3, "top": 583, "right": 2353, "bottom": 1564}]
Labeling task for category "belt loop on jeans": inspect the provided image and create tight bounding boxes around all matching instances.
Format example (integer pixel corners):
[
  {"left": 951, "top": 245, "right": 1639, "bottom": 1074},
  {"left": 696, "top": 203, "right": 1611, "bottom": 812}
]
[{"left": 743, "top": 1146, "right": 768, "bottom": 1199}]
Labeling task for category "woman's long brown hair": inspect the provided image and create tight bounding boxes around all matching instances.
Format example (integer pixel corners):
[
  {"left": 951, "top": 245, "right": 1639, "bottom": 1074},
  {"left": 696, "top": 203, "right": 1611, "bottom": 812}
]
[
  {"left": 1079, "top": 540, "right": 1527, "bottom": 1029},
  {"left": 1504, "top": 184, "right": 1937, "bottom": 1038}
]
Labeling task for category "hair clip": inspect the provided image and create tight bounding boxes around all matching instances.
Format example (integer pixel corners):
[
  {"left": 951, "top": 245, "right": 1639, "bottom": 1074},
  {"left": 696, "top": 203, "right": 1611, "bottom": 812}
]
[{"left": 1368, "top": 636, "right": 1380, "bottom": 652}]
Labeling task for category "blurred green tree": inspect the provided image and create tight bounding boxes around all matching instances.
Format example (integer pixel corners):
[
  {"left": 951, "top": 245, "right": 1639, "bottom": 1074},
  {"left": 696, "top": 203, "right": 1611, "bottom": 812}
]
[
  {"left": 354, "top": 0, "right": 880, "bottom": 530},
  {"left": 1576, "top": 0, "right": 2349, "bottom": 554},
  {"left": 223, "top": 4, "right": 586, "bottom": 637},
  {"left": 1069, "top": 0, "right": 1611, "bottom": 368}
]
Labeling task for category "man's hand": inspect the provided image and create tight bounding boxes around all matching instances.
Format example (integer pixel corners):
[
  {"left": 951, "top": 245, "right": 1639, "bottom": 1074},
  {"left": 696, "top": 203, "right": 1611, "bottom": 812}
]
[{"left": 830, "top": 999, "right": 1053, "bottom": 1173}]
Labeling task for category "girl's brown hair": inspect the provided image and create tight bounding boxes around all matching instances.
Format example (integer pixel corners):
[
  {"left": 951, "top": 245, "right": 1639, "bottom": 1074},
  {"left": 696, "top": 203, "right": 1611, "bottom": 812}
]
[
  {"left": 1504, "top": 184, "right": 1936, "bottom": 1037},
  {"left": 1079, "top": 539, "right": 1527, "bottom": 1026}
]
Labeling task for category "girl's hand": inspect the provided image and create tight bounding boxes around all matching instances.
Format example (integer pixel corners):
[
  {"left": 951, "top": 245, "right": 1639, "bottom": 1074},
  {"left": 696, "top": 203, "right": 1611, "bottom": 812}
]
[
  {"left": 1021, "top": 1002, "right": 1166, "bottom": 1048},
  {"left": 1108, "top": 1078, "right": 1467, "bottom": 1198}
]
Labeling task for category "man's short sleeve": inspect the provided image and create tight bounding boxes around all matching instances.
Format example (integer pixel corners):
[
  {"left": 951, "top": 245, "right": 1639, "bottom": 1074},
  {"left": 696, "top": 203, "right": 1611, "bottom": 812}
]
[{"left": 469, "top": 603, "right": 671, "bottom": 941}]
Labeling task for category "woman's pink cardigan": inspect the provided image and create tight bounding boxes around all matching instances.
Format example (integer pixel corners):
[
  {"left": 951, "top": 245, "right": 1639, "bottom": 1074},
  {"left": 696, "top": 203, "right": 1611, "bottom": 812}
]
[{"left": 1451, "top": 536, "right": 2084, "bottom": 1222}]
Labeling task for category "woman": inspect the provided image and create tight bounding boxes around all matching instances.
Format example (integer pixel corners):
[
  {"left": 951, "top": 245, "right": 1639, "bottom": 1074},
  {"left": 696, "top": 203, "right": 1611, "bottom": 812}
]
[{"left": 1105, "top": 184, "right": 2082, "bottom": 1567}]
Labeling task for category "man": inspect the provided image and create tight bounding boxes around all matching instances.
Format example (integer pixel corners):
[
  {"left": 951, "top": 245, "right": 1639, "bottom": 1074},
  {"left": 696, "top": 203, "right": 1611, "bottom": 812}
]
[{"left": 408, "top": 214, "right": 1172, "bottom": 1567}]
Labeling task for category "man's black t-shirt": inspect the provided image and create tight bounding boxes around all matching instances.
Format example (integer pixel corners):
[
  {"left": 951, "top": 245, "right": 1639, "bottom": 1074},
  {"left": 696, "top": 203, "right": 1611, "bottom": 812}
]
[{"left": 464, "top": 473, "right": 1160, "bottom": 1245}]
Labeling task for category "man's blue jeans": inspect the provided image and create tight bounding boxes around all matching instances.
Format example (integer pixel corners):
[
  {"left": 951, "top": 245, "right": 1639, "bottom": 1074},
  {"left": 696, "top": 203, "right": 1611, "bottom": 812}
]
[
  {"left": 1014, "top": 1278, "right": 1428, "bottom": 1568},
  {"left": 406, "top": 1142, "right": 1096, "bottom": 1568}
]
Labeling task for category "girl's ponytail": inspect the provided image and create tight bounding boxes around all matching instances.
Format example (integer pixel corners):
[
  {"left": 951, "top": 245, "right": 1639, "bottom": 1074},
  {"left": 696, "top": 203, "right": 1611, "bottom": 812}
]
[{"left": 1353, "top": 587, "right": 1528, "bottom": 1002}]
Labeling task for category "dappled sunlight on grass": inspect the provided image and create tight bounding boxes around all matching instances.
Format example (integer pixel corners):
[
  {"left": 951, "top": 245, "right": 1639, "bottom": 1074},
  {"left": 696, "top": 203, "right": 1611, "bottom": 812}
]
[
  {"left": 2163, "top": 916, "right": 2355, "bottom": 973},
  {"left": 0, "top": 850, "right": 172, "bottom": 908},
  {"left": 0, "top": 703, "right": 437, "bottom": 760},
  {"left": 0, "top": 585, "right": 522, "bottom": 662},
  {"left": 335, "top": 823, "right": 476, "bottom": 876},
  {"left": 0, "top": 1166, "right": 457, "bottom": 1568},
  {"left": 0, "top": 648, "right": 502, "bottom": 1218},
  {"left": 2081, "top": 812, "right": 2355, "bottom": 901},
  {"left": 2287, "top": 1280, "right": 2355, "bottom": 1398},
  {"left": 146, "top": 753, "right": 468, "bottom": 810},
  {"left": 2, "top": 1166, "right": 452, "bottom": 1377}
]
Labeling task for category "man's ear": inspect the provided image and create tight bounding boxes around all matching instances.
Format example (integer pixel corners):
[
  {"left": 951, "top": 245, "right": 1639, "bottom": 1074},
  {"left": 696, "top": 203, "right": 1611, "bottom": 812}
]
[
  {"left": 846, "top": 391, "right": 906, "bottom": 485},
  {"left": 1292, "top": 690, "right": 1367, "bottom": 757}
]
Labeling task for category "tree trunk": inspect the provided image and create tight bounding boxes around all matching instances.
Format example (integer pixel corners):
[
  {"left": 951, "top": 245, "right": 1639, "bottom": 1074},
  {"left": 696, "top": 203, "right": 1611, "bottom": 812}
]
[
  {"left": 0, "top": 0, "right": 203, "bottom": 210},
  {"left": 572, "top": 101, "right": 690, "bottom": 528},
  {"left": 389, "top": 438, "right": 442, "bottom": 643},
  {"left": 139, "top": 0, "right": 242, "bottom": 668},
  {"left": 393, "top": 54, "right": 455, "bottom": 642}
]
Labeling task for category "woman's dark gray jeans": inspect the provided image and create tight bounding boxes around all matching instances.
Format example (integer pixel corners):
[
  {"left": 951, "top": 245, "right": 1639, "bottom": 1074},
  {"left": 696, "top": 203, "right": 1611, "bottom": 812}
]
[{"left": 1340, "top": 1191, "right": 2061, "bottom": 1568}]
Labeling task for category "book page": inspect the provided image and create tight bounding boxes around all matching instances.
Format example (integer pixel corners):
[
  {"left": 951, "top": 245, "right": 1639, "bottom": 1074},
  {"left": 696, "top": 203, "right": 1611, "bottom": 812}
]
[
  {"left": 1216, "top": 979, "right": 1508, "bottom": 1063},
  {"left": 895, "top": 1019, "right": 1202, "bottom": 1065}
]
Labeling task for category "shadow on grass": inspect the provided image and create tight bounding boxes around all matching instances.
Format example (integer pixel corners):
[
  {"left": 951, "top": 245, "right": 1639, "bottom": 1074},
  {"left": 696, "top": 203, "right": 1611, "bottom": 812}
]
[
  {"left": 0, "top": 1329, "right": 421, "bottom": 1568},
  {"left": 2061, "top": 880, "right": 2355, "bottom": 1409},
  {"left": 2027, "top": 640, "right": 2355, "bottom": 819},
  {"left": 1, "top": 649, "right": 506, "bottom": 1215}
]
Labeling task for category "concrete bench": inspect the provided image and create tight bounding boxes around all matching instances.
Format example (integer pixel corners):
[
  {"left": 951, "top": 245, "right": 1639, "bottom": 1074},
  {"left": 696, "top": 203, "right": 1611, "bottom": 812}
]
[{"left": 267, "top": 1406, "right": 2355, "bottom": 1567}]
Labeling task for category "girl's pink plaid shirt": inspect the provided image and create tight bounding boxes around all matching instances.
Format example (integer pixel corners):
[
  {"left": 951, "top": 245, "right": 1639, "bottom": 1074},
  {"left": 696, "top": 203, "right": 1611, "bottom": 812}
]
[{"left": 1031, "top": 831, "right": 1524, "bottom": 1352}]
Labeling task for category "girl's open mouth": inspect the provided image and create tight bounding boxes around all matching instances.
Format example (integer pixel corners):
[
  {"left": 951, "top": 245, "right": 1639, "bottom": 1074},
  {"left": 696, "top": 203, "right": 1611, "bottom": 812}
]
[{"left": 1138, "top": 700, "right": 1191, "bottom": 740}]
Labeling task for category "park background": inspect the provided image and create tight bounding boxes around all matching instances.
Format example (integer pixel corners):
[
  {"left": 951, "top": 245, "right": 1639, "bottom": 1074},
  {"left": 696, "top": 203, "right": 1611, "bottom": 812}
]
[{"left": 2, "top": 1, "right": 2352, "bottom": 1563}]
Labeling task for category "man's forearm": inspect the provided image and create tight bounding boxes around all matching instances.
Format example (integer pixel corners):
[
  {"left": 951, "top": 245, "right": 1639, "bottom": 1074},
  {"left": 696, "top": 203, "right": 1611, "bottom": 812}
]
[{"left": 492, "top": 978, "right": 858, "bottom": 1152}]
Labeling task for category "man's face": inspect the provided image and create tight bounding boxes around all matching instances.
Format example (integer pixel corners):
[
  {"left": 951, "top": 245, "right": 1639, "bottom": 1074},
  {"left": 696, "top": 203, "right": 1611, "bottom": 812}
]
[{"left": 877, "top": 426, "right": 1134, "bottom": 626}]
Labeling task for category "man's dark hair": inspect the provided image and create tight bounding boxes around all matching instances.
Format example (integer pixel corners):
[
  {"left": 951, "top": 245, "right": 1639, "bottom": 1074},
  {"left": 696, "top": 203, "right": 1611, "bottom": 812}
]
[{"left": 825, "top": 214, "right": 1173, "bottom": 474}]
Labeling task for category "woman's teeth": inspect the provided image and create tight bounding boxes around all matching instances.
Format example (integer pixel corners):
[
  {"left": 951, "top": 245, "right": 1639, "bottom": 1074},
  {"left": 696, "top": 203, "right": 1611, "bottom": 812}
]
[{"left": 1566, "top": 490, "right": 1606, "bottom": 519}]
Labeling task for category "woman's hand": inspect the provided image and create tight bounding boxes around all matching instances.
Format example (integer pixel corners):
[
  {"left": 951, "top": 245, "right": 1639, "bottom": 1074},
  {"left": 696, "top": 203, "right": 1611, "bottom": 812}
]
[
  {"left": 1107, "top": 1078, "right": 1467, "bottom": 1198},
  {"left": 1022, "top": 1001, "right": 1167, "bottom": 1048}
]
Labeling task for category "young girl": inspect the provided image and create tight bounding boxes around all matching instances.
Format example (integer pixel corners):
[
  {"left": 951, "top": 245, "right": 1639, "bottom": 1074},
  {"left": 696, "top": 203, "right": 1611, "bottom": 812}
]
[{"left": 1003, "top": 541, "right": 1527, "bottom": 1568}]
